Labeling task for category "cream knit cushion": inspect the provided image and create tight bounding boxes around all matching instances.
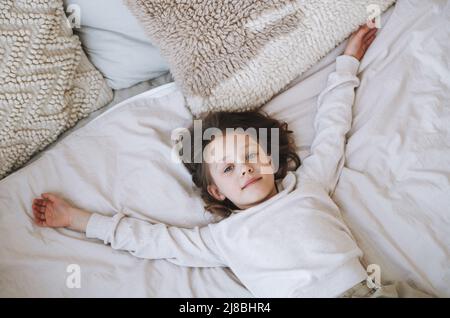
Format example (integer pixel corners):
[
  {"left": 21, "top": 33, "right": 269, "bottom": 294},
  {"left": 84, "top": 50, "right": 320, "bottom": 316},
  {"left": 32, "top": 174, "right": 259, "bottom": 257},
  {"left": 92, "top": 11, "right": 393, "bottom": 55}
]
[
  {"left": 0, "top": 0, "right": 113, "bottom": 179},
  {"left": 125, "top": 0, "right": 395, "bottom": 117}
]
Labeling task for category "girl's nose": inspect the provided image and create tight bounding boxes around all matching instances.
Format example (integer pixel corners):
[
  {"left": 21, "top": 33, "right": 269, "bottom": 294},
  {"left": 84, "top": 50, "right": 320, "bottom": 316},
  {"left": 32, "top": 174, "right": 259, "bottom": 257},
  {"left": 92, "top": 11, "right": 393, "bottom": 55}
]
[{"left": 241, "top": 165, "right": 254, "bottom": 176}]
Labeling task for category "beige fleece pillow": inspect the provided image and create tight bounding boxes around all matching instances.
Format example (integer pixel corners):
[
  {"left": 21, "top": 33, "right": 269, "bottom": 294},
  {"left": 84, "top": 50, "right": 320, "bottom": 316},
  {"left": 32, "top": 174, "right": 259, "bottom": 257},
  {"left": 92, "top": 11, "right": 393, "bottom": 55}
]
[
  {"left": 124, "top": 0, "right": 395, "bottom": 117},
  {"left": 0, "top": 0, "right": 113, "bottom": 179}
]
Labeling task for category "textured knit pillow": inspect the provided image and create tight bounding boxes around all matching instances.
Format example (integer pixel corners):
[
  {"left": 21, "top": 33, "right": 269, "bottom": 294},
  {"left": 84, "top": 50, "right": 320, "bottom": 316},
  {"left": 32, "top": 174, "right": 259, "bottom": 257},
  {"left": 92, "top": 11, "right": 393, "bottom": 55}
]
[
  {"left": 124, "top": 0, "right": 396, "bottom": 117},
  {"left": 0, "top": 0, "right": 113, "bottom": 180}
]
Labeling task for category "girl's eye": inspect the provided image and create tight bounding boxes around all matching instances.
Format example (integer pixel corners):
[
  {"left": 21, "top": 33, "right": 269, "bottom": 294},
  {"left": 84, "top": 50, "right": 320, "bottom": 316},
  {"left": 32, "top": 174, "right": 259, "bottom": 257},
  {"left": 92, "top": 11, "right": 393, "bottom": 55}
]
[
  {"left": 223, "top": 165, "right": 233, "bottom": 173},
  {"left": 224, "top": 164, "right": 234, "bottom": 173}
]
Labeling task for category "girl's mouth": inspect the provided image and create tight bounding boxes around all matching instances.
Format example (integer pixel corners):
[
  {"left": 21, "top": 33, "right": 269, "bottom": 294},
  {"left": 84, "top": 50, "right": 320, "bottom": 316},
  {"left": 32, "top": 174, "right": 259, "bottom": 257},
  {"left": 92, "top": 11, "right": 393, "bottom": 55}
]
[{"left": 241, "top": 177, "right": 262, "bottom": 190}]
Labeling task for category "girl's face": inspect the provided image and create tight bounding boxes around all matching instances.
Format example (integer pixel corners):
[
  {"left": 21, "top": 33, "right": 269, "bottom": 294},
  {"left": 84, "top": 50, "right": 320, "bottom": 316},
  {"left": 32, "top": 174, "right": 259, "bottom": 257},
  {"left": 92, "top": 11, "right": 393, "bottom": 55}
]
[{"left": 205, "top": 132, "right": 277, "bottom": 210}]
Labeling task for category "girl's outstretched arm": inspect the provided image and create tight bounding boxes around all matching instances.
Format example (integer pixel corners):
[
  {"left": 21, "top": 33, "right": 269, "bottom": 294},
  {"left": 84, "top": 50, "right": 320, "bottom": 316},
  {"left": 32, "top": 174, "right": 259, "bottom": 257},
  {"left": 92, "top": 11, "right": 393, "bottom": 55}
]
[
  {"left": 298, "top": 24, "right": 377, "bottom": 195},
  {"left": 32, "top": 193, "right": 226, "bottom": 268}
]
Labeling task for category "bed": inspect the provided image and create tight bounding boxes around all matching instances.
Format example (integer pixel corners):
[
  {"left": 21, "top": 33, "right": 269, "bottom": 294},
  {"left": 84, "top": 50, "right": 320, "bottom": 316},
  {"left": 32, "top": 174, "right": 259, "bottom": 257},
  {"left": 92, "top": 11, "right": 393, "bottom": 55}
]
[{"left": 0, "top": 0, "right": 449, "bottom": 297}]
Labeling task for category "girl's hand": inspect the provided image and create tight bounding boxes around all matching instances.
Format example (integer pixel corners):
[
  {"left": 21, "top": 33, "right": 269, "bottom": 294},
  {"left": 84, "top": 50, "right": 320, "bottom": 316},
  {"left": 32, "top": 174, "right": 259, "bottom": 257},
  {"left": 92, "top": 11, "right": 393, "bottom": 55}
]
[
  {"left": 344, "top": 22, "right": 378, "bottom": 61},
  {"left": 32, "top": 193, "right": 91, "bottom": 232}
]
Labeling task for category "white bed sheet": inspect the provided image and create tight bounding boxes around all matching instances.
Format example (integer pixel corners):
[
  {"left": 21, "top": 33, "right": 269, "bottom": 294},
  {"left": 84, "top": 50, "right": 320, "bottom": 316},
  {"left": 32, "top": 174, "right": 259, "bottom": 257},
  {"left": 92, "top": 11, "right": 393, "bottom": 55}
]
[
  {"left": 22, "top": 72, "right": 174, "bottom": 169},
  {"left": 331, "top": 0, "right": 450, "bottom": 296},
  {"left": 1, "top": 0, "right": 448, "bottom": 297}
]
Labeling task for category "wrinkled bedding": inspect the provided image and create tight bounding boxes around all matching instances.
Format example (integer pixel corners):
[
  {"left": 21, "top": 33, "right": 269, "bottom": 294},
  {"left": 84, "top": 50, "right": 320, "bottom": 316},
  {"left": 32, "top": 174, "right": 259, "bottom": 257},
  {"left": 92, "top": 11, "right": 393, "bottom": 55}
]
[{"left": 0, "top": 0, "right": 448, "bottom": 297}]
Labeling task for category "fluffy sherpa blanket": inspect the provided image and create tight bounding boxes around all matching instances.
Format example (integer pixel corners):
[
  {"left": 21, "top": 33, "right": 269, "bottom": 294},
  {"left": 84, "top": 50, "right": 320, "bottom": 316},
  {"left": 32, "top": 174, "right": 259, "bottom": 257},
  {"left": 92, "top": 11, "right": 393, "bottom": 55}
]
[{"left": 124, "top": 0, "right": 396, "bottom": 116}]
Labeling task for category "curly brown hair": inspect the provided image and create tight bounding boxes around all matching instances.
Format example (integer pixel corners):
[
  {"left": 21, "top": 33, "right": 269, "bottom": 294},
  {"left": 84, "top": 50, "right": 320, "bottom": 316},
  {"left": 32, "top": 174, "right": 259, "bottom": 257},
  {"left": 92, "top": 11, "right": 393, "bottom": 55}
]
[{"left": 181, "top": 110, "right": 301, "bottom": 220}]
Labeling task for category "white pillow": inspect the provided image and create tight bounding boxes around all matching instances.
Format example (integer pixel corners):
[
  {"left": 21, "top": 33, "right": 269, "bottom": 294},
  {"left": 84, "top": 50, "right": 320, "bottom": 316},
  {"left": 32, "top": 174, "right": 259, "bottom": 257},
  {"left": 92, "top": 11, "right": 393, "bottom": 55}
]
[{"left": 63, "top": 0, "right": 169, "bottom": 89}]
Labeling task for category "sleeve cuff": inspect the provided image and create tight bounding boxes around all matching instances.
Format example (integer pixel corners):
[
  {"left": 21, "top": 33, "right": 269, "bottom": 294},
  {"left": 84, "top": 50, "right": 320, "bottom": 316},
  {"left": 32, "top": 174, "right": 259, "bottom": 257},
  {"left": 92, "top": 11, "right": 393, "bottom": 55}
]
[
  {"left": 336, "top": 55, "right": 360, "bottom": 75},
  {"left": 86, "top": 212, "right": 125, "bottom": 244}
]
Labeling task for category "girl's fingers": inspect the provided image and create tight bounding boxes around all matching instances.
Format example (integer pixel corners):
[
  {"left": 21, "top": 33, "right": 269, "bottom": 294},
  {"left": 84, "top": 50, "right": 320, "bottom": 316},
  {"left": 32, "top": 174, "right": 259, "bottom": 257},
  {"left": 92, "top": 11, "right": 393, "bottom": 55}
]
[
  {"left": 32, "top": 213, "right": 45, "bottom": 225},
  {"left": 366, "top": 27, "right": 378, "bottom": 35},
  {"left": 363, "top": 28, "right": 377, "bottom": 40},
  {"left": 34, "top": 215, "right": 45, "bottom": 223},
  {"left": 32, "top": 208, "right": 40, "bottom": 220},
  {"left": 33, "top": 213, "right": 47, "bottom": 226},
  {"left": 33, "top": 198, "right": 47, "bottom": 207},
  {"left": 360, "top": 23, "right": 370, "bottom": 31},
  {"left": 33, "top": 204, "right": 45, "bottom": 213},
  {"left": 41, "top": 193, "right": 57, "bottom": 202},
  {"left": 366, "top": 33, "right": 377, "bottom": 45},
  {"left": 33, "top": 202, "right": 46, "bottom": 210},
  {"left": 32, "top": 207, "right": 46, "bottom": 220},
  {"left": 356, "top": 27, "right": 369, "bottom": 38}
]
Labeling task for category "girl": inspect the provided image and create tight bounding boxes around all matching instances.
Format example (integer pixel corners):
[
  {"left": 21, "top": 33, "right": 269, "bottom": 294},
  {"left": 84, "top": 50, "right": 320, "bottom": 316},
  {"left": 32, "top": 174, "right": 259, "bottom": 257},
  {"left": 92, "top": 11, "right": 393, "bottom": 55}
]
[{"left": 32, "top": 25, "right": 417, "bottom": 297}]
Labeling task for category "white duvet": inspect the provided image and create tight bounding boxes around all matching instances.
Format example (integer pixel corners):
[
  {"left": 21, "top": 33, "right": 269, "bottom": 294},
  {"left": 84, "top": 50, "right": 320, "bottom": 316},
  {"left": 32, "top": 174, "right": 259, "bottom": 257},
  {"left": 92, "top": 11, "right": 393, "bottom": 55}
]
[{"left": 0, "top": 0, "right": 449, "bottom": 297}]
